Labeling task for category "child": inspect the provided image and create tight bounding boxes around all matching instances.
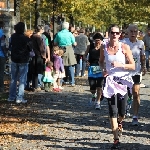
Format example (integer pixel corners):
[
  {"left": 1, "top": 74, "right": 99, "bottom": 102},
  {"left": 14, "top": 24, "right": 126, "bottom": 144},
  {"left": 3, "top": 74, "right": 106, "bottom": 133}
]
[
  {"left": 42, "top": 61, "right": 54, "bottom": 92},
  {"left": 53, "top": 46, "right": 65, "bottom": 91},
  {"left": 58, "top": 49, "right": 65, "bottom": 90}
]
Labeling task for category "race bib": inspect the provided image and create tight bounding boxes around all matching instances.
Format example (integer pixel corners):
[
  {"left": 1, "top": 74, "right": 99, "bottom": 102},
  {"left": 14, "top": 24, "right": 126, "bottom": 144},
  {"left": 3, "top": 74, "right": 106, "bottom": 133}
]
[
  {"left": 88, "top": 66, "right": 103, "bottom": 78},
  {"left": 91, "top": 66, "right": 101, "bottom": 74}
]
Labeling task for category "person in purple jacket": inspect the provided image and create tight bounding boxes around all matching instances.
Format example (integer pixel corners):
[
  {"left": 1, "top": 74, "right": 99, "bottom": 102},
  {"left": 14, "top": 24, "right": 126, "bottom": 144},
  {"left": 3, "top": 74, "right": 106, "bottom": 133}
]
[
  {"left": 58, "top": 49, "right": 65, "bottom": 90},
  {"left": 53, "top": 46, "right": 64, "bottom": 91}
]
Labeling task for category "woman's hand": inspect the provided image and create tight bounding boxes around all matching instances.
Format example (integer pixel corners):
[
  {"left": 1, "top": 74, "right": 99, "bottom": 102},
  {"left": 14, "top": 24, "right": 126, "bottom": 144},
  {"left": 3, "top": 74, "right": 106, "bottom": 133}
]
[
  {"left": 102, "top": 69, "right": 108, "bottom": 77},
  {"left": 46, "top": 58, "right": 49, "bottom": 63}
]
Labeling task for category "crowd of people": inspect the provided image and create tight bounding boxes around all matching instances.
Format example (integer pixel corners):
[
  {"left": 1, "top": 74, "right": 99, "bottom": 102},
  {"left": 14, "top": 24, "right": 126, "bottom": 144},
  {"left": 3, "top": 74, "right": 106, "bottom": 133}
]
[{"left": 0, "top": 21, "right": 150, "bottom": 149}]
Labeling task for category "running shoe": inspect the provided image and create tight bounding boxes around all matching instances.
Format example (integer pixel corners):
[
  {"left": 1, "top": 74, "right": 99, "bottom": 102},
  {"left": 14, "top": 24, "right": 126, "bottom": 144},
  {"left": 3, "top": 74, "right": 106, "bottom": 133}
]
[
  {"left": 111, "top": 139, "right": 120, "bottom": 149},
  {"left": 16, "top": 99, "right": 27, "bottom": 104},
  {"left": 89, "top": 94, "right": 96, "bottom": 105},
  {"left": 132, "top": 117, "right": 139, "bottom": 126},
  {"left": 95, "top": 102, "right": 101, "bottom": 110},
  {"left": 53, "top": 88, "right": 60, "bottom": 92}
]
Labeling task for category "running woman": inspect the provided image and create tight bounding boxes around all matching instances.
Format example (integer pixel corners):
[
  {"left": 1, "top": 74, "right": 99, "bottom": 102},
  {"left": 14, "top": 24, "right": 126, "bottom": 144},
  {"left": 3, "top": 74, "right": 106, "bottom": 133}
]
[
  {"left": 99, "top": 24, "right": 135, "bottom": 149},
  {"left": 83, "top": 32, "right": 104, "bottom": 109}
]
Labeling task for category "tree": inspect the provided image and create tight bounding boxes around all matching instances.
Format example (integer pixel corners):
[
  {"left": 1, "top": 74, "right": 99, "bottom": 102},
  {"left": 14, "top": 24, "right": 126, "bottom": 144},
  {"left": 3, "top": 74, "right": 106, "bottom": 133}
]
[{"left": 19, "top": 0, "right": 150, "bottom": 30}]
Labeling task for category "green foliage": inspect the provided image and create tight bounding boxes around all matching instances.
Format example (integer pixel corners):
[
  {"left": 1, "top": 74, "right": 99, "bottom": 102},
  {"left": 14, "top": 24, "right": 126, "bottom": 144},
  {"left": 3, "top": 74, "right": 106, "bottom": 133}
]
[{"left": 19, "top": 0, "right": 150, "bottom": 31}]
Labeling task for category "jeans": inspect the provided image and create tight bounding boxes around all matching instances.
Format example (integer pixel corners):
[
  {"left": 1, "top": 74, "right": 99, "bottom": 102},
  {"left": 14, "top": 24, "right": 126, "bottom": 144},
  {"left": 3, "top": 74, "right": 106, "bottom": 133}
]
[
  {"left": 25, "top": 60, "right": 32, "bottom": 89},
  {"left": 64, "top": 65, "right": 75, "bottom": 85},
  {"left": 75, "top": 61, "right": 86, "bottom": 76},
  {"left": 145, "top": 50, "right": 150, "bottom": 69},
  {"left": 0, "top": 57, "right": 6, "bottom": 92},
  {"left": 38, "top": 74, "right": 43, "bottom": 87},
  {"left": 9, "top": 62, "right": 28, "bottom": 100},
  {"left": 75, "top": 54, "right": 86, "bottom": 76}
]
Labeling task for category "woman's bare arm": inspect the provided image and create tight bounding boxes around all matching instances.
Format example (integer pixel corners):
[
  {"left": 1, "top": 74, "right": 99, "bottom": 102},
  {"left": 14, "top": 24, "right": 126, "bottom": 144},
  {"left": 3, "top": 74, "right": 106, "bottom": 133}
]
[{"left": 123, "top": 44, "right": 135, "bottom": 70}]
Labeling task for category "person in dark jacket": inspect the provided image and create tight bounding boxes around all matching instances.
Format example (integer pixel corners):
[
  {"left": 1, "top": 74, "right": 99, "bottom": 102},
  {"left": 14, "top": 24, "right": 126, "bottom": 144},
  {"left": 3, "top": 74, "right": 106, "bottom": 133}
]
[
  {"left": 31, "top": 25, "right": 46, "bottom": 91},
  {"left": 8, "top": 22, "right": 32, "bottom": 103}
]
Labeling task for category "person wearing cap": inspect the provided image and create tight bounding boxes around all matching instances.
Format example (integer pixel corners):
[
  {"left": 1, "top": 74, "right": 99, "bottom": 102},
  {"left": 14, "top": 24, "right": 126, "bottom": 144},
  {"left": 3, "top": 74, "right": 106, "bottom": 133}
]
[
  {"left": 0, "top": 29, "right": 6, "bottom": 93},
  {"left": 143, "top": 28, "right": 150, "bottom": 71},
  {"left": 74, "top": 28, "right": 90, "bottom": 77},
  {"left": 54, "top": 22, "right": 77, "bottom": 86}
]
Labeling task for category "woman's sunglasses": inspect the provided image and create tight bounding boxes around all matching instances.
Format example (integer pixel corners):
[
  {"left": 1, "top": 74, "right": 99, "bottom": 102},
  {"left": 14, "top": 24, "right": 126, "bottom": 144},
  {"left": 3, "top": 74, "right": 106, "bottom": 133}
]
[{"left": 111, "top": 31, "right": 120, "bottom": 35}]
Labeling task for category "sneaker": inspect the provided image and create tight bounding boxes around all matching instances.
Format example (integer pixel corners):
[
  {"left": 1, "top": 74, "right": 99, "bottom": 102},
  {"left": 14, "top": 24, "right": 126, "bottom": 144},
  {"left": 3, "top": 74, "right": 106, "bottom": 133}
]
[
  {"left": 118, "top": 121, "right": 123, "bottom": 136},
  {"left": 45, "top": 90, "right": 49, "bottom": 92},
  {"left": 59, "top": 86, "right": 64, "bottom": 90},
  {"left": 71, "top": 84, "right": 75, "bottom": 87},
  {"left": 16, "top": 99, "right": 27, "bottom": 104},
  {"left": 7, "top": 98, "right": 15, "bottom": 102},
  {"left": 63, "top": 82, "right": 69, "bottom": 85},
  {"left": 89, "top": 94, "right": 96, "bottom": 105},
  {"left": 53, "top": 88, "right": 60, "bottom": 92},
  {"left": 81, "top": 74, "right": 86, "bottom": 77},
  {"left": 36, "top": 87, "right": 41, "bottom": 91},
  {"left": 31, "top": 87, "right": 41, "bottom": 92},
  {"left": 95, "top": 103, "right": 101, "bottom": 110},
  {"left": 111, "top": 139, "right": 120, "bottom": 149},
  {"left": 132, "top": 118, "right": 139, "bottom": 126},
  {"left": 24, "top": 87, "right": 32, "bottom": 91},
  {"left": 126, "top": 112, "right": 131, "bottom": 117}
]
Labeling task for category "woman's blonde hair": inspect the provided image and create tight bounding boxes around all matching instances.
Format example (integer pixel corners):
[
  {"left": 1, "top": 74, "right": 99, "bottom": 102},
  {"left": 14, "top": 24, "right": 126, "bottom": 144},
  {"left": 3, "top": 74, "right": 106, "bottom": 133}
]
[{"left": 24, "top": 29, "right": 33, "bottom": 38}]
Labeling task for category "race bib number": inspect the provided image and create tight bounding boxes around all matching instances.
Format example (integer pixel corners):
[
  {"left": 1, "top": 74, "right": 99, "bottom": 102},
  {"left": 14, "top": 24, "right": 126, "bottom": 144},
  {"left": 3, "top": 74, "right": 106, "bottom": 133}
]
[{"left": 92, "top": 66, "right": 101, "bottom": 74}]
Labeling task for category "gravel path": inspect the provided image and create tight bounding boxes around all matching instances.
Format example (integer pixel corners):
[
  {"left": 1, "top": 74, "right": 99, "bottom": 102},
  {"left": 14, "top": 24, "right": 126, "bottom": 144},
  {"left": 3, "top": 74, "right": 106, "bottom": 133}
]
[{"left": 0, "top": 74, "right": 150, "bottom": 150}]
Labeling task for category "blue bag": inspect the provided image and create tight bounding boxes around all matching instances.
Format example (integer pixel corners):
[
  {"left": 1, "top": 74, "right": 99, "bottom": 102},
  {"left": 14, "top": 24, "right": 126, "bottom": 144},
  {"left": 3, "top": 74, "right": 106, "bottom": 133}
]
[{"left": 88, "top": 66, "right": 103, "bottom": 78}]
